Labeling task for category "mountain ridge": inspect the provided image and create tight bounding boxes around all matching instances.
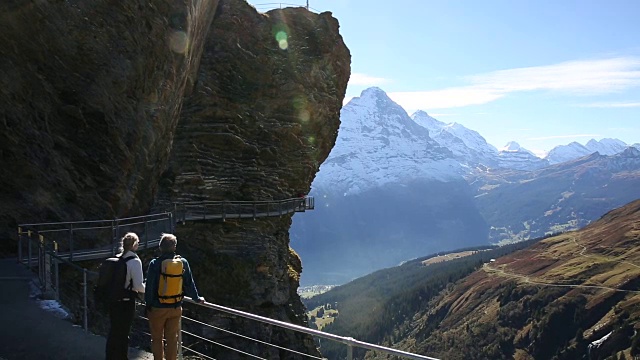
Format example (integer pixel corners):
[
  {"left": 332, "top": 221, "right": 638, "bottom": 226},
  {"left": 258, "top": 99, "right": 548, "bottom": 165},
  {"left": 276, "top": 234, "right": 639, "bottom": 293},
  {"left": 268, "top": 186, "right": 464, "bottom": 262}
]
[{"left": 307, "top": 199, "right": 640, "bottom": 359}]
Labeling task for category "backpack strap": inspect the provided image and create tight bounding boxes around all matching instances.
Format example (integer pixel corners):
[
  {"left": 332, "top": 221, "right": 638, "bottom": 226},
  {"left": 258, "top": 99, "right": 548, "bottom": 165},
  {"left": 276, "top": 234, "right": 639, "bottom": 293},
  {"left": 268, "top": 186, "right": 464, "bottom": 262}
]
[{"left": 120, "top": 255, "right": 137, "bottom": 291}]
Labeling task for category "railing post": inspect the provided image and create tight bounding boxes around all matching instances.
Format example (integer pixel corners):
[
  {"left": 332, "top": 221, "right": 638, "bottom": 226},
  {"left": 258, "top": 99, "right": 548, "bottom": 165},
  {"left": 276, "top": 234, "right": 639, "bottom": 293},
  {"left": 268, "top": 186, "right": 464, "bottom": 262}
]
[
  {"left": 39, "top": 234, "right": 46, "bottom": 293},
  {"left": 347, "top": 344, "right": 353, "bottom": 360},
  {"left": 83, "top": 268, "right": 88, "bottom": 332},
  {"left": 222, "top": 201, "right": 226, "bottom": 222},
  {"left": 69, "top": 223, "right": 74, "bottom": 262},
  {"left": 112, "top": 219, "right": 117, "bottom": 255},
  {"left": 178, "top": 316, "right": 183, "bottom": 360},
  {"left": 28, "top": 230, "right": 33, "bottom": 269},
  {"left": 54, "top": 241, "right": 59, "bottom": 302},
  {"left": 18, "top": 227, "right": 22, "bottom": 264},
  {"left": 144, "top": 219, "right": 149, "bottom": 249}
]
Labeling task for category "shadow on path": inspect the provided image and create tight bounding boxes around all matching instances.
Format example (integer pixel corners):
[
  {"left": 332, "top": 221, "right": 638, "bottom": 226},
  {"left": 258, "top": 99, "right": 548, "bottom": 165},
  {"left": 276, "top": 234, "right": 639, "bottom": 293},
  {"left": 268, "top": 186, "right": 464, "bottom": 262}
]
[{"left": 0, "top": 258, "right": 152, "bottom": 360}]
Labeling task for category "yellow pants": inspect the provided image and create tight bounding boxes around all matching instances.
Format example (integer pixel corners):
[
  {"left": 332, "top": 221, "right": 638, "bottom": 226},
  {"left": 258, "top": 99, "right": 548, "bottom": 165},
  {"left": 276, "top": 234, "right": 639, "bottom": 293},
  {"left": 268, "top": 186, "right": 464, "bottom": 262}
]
[{"left": 148, "top": 306, "right": 182, "bottom": 360}]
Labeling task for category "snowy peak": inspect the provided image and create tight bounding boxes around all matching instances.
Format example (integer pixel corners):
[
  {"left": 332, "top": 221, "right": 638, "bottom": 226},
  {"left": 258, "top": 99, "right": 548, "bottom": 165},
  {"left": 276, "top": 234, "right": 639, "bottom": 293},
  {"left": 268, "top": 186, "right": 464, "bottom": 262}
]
[
  {"left": 545, "top": 142, "right": 592, "bottom": 165},
  {"left": 585, "top": 138, "right": 628, "bottom": 156},
  {"left": 312, "top": 88, "right": 461, "bottom": 195},
  {"left": 498, "top": 141, "right": 548, "bottom": 170},
  {"left": 412, "top": 110, "right": 446, "bottom": 135},
  {"left": 501, "top": 141, "right": 525, "bottom": 152},
  {"left": 546, "top": 138, "right": 629, "bottom": 165},
  {"left": 411, "top": 111, "right": 498, "bottom": 167}
]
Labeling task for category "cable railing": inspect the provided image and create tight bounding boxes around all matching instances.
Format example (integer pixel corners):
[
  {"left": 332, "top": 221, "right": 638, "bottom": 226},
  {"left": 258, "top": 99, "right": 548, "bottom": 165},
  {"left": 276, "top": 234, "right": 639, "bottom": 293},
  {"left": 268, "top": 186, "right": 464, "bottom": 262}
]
[
  {"left": 251, "top": 2, "right": 320, "bottom": 13},
  {"left": 173, "top": 197, "right": 314, "bottom": 223},
  {"left": 14, "top": 196, "right": 439, "bottom": 360},
  {"left": 17, "top": 197, "right": 315, "bottom": 263},
  {"left": 17, "top": 228, "right": 440, "bottom": 359},
  {"left": 178, "top": 297, "right": 440, "bottom": 360},
  {"left": 18, "top": 212, "right": 174, "bottom": 263}
]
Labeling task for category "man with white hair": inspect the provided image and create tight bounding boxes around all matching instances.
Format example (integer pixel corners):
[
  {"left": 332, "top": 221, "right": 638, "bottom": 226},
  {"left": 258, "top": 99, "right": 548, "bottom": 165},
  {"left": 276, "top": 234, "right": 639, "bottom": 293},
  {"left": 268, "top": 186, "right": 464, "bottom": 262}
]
[{"left": 145, "top": 233, "right": 204, "bottom": 360}]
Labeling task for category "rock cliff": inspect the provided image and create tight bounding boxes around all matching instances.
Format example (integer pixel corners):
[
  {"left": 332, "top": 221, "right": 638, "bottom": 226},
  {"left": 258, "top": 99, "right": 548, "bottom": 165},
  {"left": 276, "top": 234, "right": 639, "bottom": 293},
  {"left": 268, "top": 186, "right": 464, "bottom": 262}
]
[
  {"left": 159, "top": 0, "right": 350, "bottom": 357},
  {"left": 0, "top": 0, "right": 350, "bottom": 357},
  {"left": 0, "top": 0, "right": 219, "bottom": 243}
]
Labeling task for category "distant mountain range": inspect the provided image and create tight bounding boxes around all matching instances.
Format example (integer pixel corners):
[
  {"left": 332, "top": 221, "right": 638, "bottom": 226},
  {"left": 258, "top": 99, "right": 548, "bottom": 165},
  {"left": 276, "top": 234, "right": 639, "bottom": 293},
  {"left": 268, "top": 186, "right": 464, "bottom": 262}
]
[{"left": 291, "top": 87, "right": 640, "bottom": 286}]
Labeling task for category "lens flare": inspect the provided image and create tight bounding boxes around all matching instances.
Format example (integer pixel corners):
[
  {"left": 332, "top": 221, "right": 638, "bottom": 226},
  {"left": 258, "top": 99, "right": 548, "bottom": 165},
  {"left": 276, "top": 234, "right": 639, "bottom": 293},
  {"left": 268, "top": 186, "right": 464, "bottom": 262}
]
[
  {"left": 299, "top": 110, "right": 310, "bottom": 123},
  {"left": 168, "top": 31, "right": 189, "bottom": 54},
  {"left": 275, "top": 30, "right": 288, "bottom": 50}
]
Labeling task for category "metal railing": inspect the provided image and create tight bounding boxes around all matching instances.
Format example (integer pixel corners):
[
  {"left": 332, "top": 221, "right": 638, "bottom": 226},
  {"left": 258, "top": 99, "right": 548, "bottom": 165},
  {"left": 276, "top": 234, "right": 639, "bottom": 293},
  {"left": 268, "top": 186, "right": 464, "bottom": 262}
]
[
  {"left": 18, "top": 212, "right": 174, "bottom": 263},
  {"left": 173, "top": 197, "right": 314, "bottom": 223},
  {"left": 251, "top": 2, "right": 320, "bottom": 13},
  {"left": 16, "top": 226, "right": 439, "bottom": 360},
  {"left": 14, "top": 197, "right": 439, "bottom": 360},
  {"left": 178, "top": 297, "right": 440, "bottom": 360}
]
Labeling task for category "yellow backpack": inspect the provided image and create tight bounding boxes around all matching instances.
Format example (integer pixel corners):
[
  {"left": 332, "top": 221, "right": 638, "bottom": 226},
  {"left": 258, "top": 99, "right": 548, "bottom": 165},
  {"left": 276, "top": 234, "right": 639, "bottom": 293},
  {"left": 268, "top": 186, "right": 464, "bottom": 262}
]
[{"left": 158, "top": 255, "right": 184, "bottom": 304}]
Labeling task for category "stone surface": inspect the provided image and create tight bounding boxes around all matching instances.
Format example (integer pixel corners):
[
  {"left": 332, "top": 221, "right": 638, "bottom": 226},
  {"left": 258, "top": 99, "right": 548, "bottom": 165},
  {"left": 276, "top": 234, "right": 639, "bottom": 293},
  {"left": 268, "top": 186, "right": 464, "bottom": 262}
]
[
  {"left": 0, "top": 0, "right": 350, "bottom": 357},
  {"left": 159, "top": 1, "right": 350, "bottom": 357},
  {"left": 0, "top": 0, "right": 219, "bottom": 249}
]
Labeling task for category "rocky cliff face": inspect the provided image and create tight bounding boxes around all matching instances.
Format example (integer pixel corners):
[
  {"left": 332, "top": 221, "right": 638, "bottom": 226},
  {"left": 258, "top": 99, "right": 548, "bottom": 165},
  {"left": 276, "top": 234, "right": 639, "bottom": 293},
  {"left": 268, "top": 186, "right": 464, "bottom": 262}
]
[
  {"left": 159, "top": 0, "right": 350, "bottom": 357},
  {"left": 0, "top": 0, "right": 350, "bottom": 357},
  {"left": 0, "top": 0, "right": 219, "bottom": 245}
]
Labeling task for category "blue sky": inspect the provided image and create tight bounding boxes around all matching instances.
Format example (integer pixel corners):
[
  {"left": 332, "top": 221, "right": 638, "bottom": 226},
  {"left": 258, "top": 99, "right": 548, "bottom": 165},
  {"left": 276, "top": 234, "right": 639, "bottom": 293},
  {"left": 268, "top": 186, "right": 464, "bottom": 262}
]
[{"left": 252, "top": 1, "right": 640, "bottom": 156}]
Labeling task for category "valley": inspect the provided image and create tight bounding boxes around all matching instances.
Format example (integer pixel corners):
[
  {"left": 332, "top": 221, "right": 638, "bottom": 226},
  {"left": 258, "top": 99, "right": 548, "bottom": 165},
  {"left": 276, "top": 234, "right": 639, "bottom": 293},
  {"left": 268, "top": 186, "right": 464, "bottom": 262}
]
[
  {"left": 308, "top": 199, "right": 640, "bottom": 359},
  {"left": 291, "top": 87, "right": 640, "bottom": 286}
]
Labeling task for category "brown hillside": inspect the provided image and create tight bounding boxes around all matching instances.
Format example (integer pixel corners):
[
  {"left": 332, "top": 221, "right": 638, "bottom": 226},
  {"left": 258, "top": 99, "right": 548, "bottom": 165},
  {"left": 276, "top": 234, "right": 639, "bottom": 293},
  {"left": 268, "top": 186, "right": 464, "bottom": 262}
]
[{"left": 380, "top": 199, "right": 640, "bottom": 360}]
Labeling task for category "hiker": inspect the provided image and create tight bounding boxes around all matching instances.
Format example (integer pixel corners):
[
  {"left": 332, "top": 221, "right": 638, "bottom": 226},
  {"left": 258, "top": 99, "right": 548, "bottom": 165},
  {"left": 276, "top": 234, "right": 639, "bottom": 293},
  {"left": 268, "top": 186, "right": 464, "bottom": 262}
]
[
  {"left": 106, "top": 232, "right": 146, "bottom": 360},
  {"left": 145, "top": 233, "right": 205, "bottom": 360}
]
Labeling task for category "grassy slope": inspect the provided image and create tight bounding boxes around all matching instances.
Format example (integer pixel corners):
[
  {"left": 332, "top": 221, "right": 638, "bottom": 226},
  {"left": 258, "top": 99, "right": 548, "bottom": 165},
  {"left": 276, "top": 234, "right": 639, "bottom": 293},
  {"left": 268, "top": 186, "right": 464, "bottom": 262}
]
[
  {"left": 377, "top": 199, "right": 640, "bottom": 360},
  {"left": 303, "top": 242, "right": 541, "bottom": 359}
]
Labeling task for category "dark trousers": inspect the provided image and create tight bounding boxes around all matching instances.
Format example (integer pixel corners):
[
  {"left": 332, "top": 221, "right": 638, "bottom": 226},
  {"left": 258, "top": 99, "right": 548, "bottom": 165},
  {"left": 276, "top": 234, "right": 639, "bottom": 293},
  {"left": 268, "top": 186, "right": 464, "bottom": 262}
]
[{"left": 106, "top": 300, "right": 136, "bottom": 360}]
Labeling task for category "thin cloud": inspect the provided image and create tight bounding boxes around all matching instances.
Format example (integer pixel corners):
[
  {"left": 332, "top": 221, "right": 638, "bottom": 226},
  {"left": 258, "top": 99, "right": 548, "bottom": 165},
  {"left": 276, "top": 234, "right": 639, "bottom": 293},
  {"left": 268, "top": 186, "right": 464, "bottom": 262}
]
[
  {"left": 578, "top": 101, "right": 640, "bottom": 108},
  {"left": 527, "top": 134, "right": 600, "bottom": 141},
  {"left": 387, "top": 57, "right": 640, "bottom": 110},
  {"left": 349, "top": 73, "right": 391, "bottom": 86}
]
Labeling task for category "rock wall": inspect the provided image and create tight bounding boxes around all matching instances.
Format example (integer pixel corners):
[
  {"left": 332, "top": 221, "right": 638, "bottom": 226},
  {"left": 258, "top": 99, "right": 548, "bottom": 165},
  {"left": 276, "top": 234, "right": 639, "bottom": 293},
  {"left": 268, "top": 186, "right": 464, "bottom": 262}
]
[
  {"left": 0, "top": 0, "right": 218, "bottom": 249},
  {"left": 0, "top": 0, "right": 350, "bottom": 357},
  {"left": 159, "top": 0, "right": 350, "bottom": 357}
]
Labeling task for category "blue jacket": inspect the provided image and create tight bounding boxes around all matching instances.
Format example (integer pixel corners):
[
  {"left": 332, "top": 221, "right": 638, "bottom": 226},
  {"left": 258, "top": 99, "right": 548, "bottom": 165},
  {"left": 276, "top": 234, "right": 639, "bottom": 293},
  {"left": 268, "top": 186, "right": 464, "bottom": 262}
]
[{"left": 145, "top": 253, "right": 201, "bottom": 308}]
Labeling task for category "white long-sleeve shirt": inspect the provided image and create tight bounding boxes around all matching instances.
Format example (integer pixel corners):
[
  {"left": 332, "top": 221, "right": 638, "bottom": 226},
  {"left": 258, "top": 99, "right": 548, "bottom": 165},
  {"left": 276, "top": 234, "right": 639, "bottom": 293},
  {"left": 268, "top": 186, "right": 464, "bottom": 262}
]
[{"left": 122, "top": 251, "right": 146, "bottom": 294}]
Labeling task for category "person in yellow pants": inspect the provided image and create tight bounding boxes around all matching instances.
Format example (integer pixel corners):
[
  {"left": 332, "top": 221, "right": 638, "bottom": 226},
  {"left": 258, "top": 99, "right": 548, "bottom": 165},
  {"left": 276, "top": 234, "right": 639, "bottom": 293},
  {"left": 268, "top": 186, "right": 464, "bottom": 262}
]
[{"left": 145, "top": 234, "right": 204, "bottom": 360}]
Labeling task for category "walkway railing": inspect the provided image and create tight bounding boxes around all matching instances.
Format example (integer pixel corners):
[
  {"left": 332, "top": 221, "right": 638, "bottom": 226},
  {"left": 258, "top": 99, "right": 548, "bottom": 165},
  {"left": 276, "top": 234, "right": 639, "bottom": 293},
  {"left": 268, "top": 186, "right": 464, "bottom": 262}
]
[
  {"left": 18, "top": 230, "right": 440, "bottom": 359},
  {"left": 176, "top": 297, "right": 440, "bottom": 360},
  {"left": 173, "top": 197, "right": 314, "bottom": 223},
  {"left": 252, "top": 2, "right": 320, "bottom": 13},
  {"left": 18, "top": 212, "right": 174, "bottom": 263},
  {"left": 14, "top": 195, "right": 439, "bottom": 359},
  {"left": 17, "top": 197, "right": 315, "bottom": 263}
]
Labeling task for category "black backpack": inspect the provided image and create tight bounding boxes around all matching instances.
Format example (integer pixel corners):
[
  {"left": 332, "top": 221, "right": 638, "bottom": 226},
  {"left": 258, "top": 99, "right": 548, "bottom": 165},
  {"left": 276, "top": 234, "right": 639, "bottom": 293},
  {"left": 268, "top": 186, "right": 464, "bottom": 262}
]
[{"left": 94, "top": 255, "right": 137, "bottom": 308}]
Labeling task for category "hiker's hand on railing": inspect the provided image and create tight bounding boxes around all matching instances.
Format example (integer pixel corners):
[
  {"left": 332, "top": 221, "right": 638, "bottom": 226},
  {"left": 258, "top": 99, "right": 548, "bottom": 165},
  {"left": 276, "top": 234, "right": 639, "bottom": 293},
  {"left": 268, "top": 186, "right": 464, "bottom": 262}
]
[{"left": 196, "top": 296, "right": 205, "bottom": 304}]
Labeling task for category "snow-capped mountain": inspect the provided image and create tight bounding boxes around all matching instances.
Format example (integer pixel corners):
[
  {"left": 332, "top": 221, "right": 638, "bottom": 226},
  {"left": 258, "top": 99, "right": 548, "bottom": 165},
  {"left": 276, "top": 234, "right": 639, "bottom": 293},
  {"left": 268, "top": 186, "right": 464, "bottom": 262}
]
[
  {"left": 411, "top": 111, "right": 499, "bottom": 166},
  {"left": 312, "top": 87, "right": 462, "bottom": 195},
  {"left": 545, "top": 142, "right": 592, "bottom": 165},
  {"left": 497, "top": 141, "right": 549, "bottom": 170},
  {"left": 293, "top": 86, "right": 640, "bottom": 285},
  {"left": 545, "top": 138, "right": 630, "bottom": 165},
  {"left": 585, "top": 138, "right": 628, "bottom": 155}
]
